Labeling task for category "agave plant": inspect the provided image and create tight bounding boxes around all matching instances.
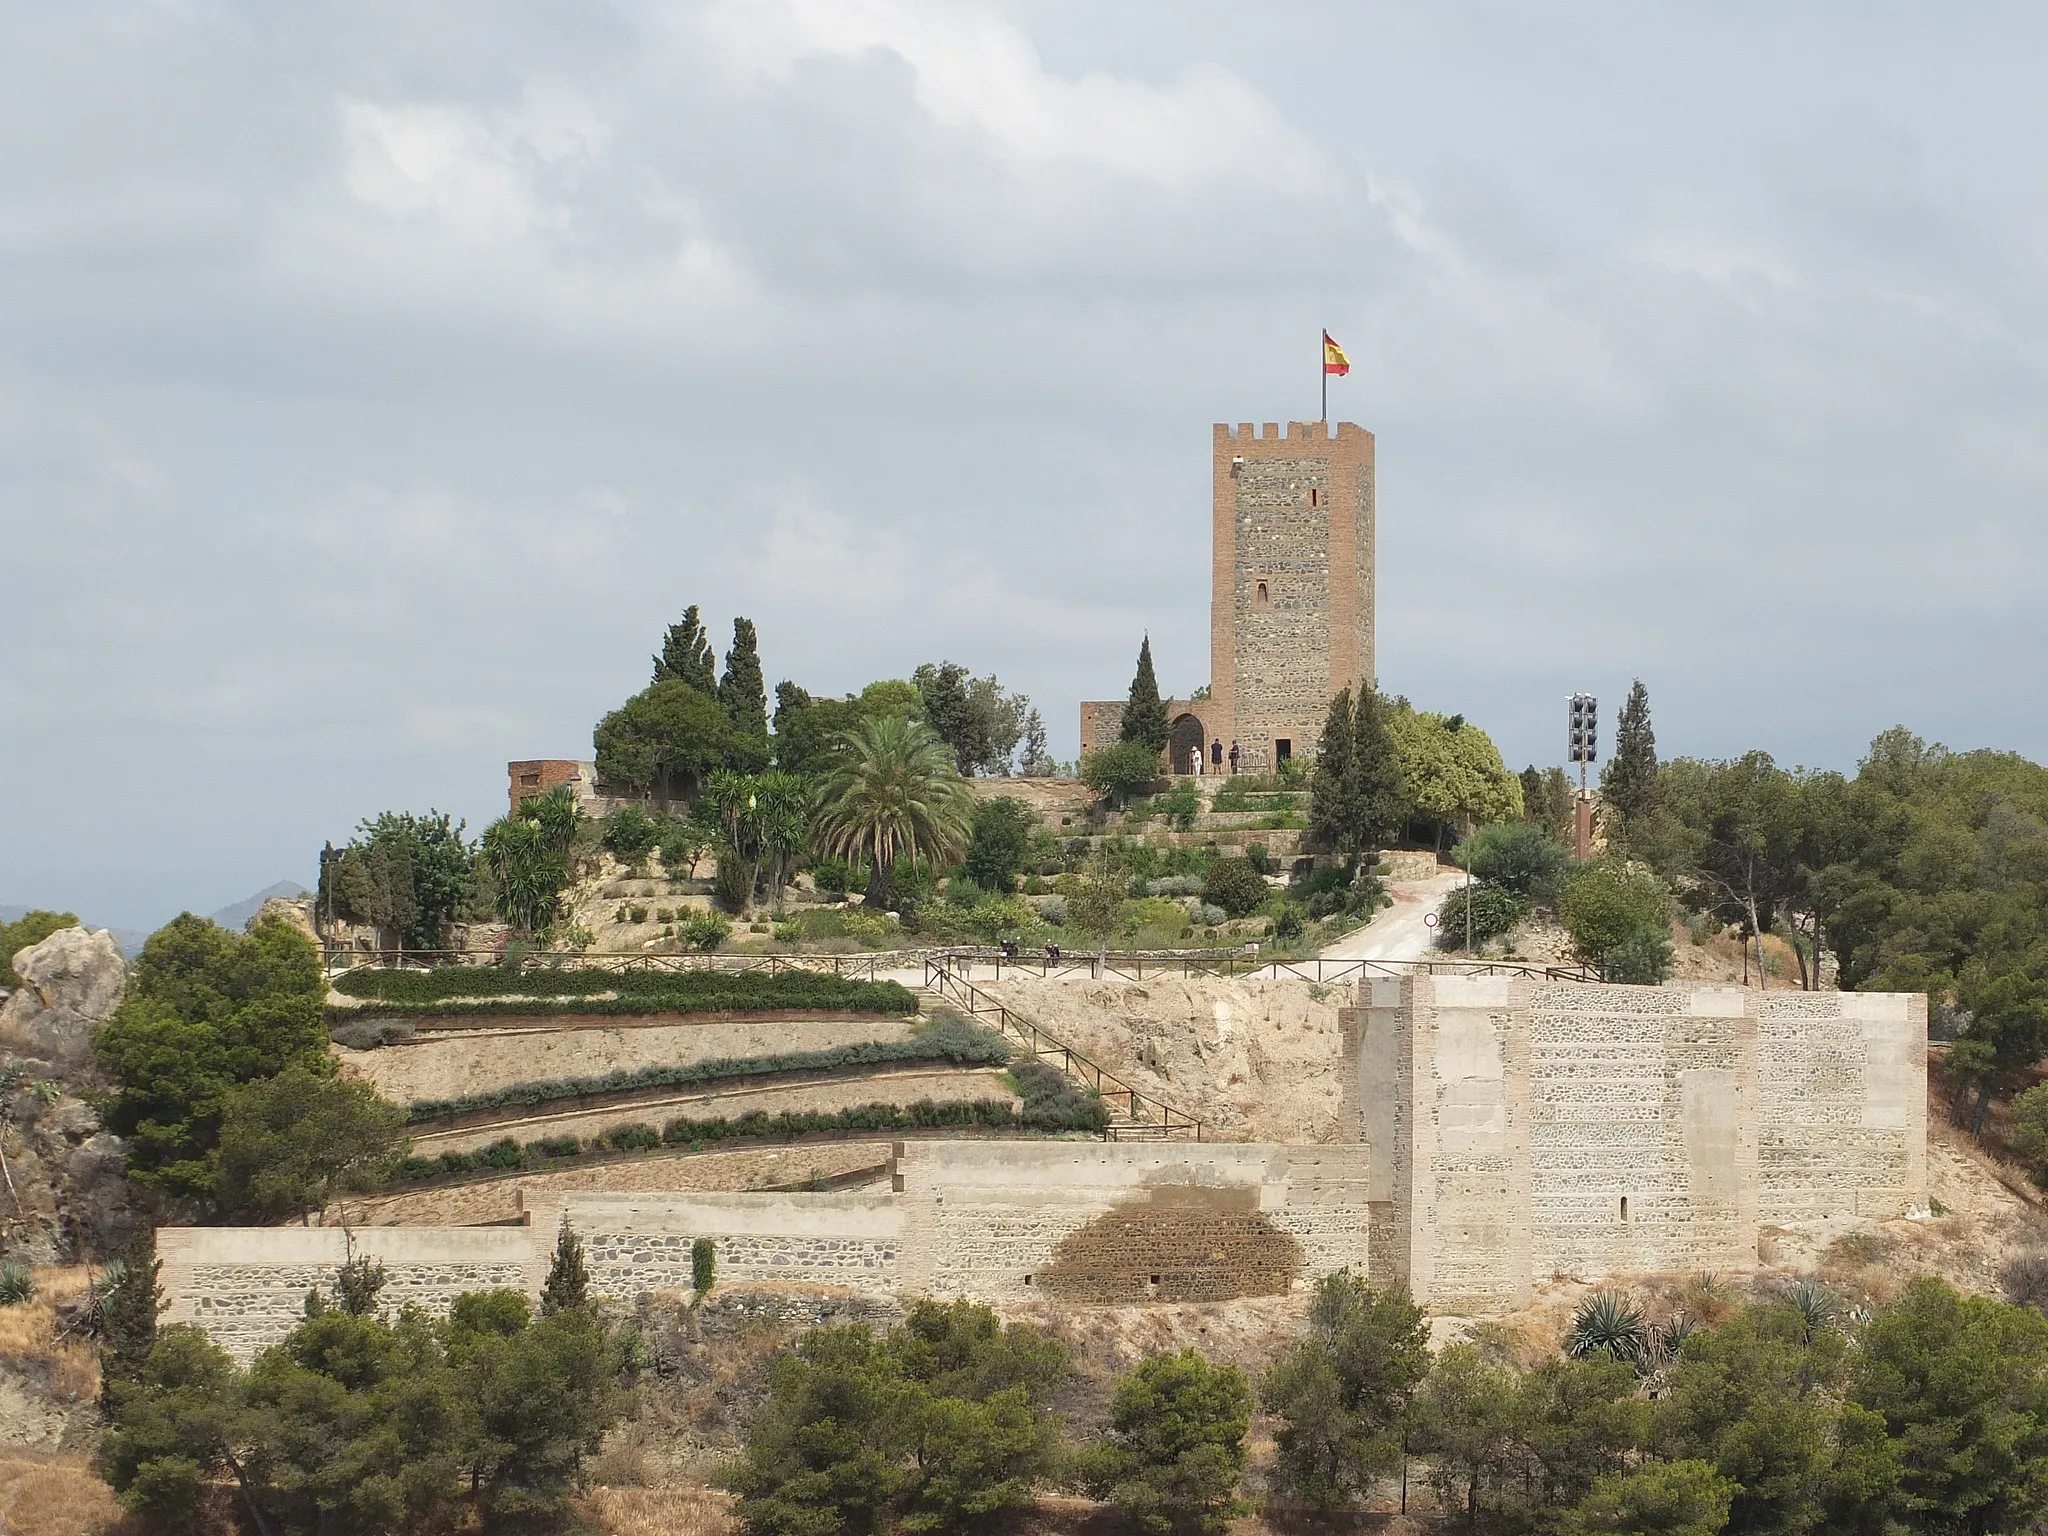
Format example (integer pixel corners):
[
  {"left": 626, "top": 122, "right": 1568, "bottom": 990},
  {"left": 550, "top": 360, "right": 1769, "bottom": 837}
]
[
  {"left": 1566, "top": 1289, "right": 1650, "bottom": 1363},
  {"left": 0, "top": 1262, "right": 35, "bottom": 1306},
  {"left": 1786, "top": 1279, "right": 1843, "bottom": 1341},
  {"left": 1661, "top": 1310, "right": 1702, "bottom": 1359}
]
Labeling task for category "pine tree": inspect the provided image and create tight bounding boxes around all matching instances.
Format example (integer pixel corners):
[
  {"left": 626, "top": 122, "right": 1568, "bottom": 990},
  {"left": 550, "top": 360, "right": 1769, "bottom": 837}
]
[
  {"left": 1600, "top": 680, "right": 1659, "bottom": 831},
  {"left": 719, "top": 617, "right": 769, "bottom": 741},
  {"left": 1347, "top": 685, "right": 1408, "bottom": 854},
  {"left": 653, "top": 604, "right": 717, "bottom": 692},
  {"left": 1308, "top": 687, "right": 1357, "bottom": 855},
  {"left": 542, "top": 1216, "right": 590, "bottom": 1315},
  {"left": 1120, "top": 636, "right": 1170, "bottom": 754}
]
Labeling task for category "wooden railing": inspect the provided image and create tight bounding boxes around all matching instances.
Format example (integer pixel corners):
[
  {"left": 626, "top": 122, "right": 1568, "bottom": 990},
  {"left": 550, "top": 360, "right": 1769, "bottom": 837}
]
[{"left": 921, "top": 956, "right": 1205, "bottom": 1143}]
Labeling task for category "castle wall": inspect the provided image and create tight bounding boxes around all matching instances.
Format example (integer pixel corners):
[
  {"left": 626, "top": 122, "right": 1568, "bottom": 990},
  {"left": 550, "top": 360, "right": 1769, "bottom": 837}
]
[{"left": 1363, "top": 976, "right": 1927, "bottom": 1310}]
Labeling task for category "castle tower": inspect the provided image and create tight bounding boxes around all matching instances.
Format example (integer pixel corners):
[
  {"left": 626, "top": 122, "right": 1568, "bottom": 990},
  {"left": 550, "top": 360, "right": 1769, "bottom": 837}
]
[
  {"left": 1077, "top": 419, "right": 1375, "bottom": 775},
  {"left": 1209, "top": 421, "right": 1376, "bottom": 772}
]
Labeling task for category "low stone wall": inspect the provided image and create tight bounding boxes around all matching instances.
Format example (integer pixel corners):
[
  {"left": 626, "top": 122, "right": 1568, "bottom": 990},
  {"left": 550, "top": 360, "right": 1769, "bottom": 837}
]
[
  {"left": 160, "top": 1227, "right": 532, "bottom": 1361},
  {"left": 161, "top": 1141, "right": 1382, "bottom": 1356}
]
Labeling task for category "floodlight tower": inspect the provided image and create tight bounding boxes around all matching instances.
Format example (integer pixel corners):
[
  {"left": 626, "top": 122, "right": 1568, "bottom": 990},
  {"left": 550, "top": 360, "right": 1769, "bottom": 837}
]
[{"left": 1567, "top": 694, "right": 1598, "bottom": 860}]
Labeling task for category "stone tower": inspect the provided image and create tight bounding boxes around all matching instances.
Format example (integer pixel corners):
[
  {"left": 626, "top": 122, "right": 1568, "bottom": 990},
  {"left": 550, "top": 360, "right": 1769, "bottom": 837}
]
[
  {"left": 1208, "top": 420, "right": 1375, "bottom": 772},
  {"left": 1076, "top": 418, "right": 1375, "bottom": 775}
]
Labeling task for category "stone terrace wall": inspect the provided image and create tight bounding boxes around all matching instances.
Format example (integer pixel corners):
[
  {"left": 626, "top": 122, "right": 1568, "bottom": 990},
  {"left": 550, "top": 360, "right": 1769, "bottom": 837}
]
[
  {"left": 1363, "top": 975, "right": 1926, "bottom": 1310},
  {"left": 160, "top": 1227, "right": 531, "bottom": 1361},
  {"left": 160, "top": 1141, "right": 1382, "bottom": 1356}
]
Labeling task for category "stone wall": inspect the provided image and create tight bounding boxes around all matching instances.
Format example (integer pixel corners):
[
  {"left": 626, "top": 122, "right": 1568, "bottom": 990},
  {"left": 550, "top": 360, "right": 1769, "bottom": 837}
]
[
  {"left": 1359, "top": 975, "right": 1926, "bottom": 1310},
  {"left": 160, "top": 1141, "right": 1384, "bottom": 1356}
]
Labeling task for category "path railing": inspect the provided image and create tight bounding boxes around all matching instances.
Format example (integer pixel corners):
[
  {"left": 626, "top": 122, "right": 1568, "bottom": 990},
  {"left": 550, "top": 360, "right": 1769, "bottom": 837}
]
[
  {"left": 324, "top": 945, "right": 1599, "bottom": 986},
  {"left": 920, "top": 957, "right": 1205, "bottom": 1143}
]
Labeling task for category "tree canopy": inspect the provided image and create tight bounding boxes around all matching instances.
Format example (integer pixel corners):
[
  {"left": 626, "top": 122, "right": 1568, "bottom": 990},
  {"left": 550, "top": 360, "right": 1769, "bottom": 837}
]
[
  {"left": 1120, "top": 636, "right": 1170, "bottom": 754},
  {"left": 93, "top": 913, "right": 329, "bottom": 1203}
]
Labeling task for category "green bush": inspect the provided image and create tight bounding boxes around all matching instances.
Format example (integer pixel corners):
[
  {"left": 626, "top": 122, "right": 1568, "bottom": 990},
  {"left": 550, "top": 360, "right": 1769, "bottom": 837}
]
[
  {"left": 605, "top": 1124, "right": 661, "bottom": 1152},
  {"left": 1203, "top": 857, "right": 1270, "bottom": 918},
  {"left": 332, "top": 968, "right": 917, "bottom": 1019},
  {"left": 809, "top": 856, "right": 863, "bottom": 896},
  {"left": 1245, "top": 843, "right": 1273, "bottom": 875},
  {"left": 1433, "top": 884, "right": 1528, "bottom": 949},
  {"left": 963, "top": 797, "right": 1038, "bottom": 892},
  {"left": 1457, "top": 822, "right": 1568, "bottom": 901},
  {"left": 405, "top": 1015, "right": 1012, "bottom": 1121},
  {"left": 1270, "top": 903, "right": 1307, "bottom": 941},
  {"left": 602, "top": 806, "right": 661, "bottom": 866},
  {"left": 681, "top": 909, "right": 731, "bottom": 951},
  {"left": 0, "top": 909, "right": 78, "bottom": 989},
  {"left": 0, "top": 1263, "right": 35, "bottom": 1306},
  {"left": 1155, "top": 780, "right": 1201, "bottom": 831},
  {"left": 532, "top": 1135, "right": 582, "bottom": 1158},
  {"left": 1557, "top": 863, "right": 1674, "bottom": 983}
]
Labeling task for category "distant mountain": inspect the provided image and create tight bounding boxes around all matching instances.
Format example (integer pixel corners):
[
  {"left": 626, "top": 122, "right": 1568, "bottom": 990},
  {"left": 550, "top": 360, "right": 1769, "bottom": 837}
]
[{"left": 205, "top": 880, "right": 311, "bottom": 934}]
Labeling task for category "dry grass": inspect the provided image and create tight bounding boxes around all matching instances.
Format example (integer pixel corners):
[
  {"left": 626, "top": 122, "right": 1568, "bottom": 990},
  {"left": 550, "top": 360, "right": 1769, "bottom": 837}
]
[
  {"left": 0, "top": 1453, "right": 123, "bottom": 1536},
  {"left": 0, "top": 1267, "right": 99, "bottom": 1405},
  {"left": 579, "top": 1484, "right": 736, "bottom": 1536}
]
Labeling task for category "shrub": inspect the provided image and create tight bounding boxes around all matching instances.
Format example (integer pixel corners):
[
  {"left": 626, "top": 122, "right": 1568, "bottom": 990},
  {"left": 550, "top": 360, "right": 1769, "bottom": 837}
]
[
  {"left": 602, "top": 806, "right": 661, "bottom": 867},
  {"left": 1245, "top": 843, "right": 1273, "bottom": 875},
  {"left": 1432, "top": 884, "right": 1527, "bottom": 949},
  {"left": 1144, "top": 875, "right": 1203, "bottom": 897},
  {"left": 2010, "top": 1084, "right": 2048, "bottom": 1165},
  {"left": 1081, "top": 740, "right": 1163, "bottom": 810},
  {"left": 1155, "top": 780, "right": 1201, "bottom": 831},
  {"left": 1203, "top": 857, "right": 1269, "bottom": 919},
  {"left": 1557, "top": 863, "right": 1674, "bottom": 983},
  {"left": 963, "top": 797, "right": 1038, "bottom": 893},
  {"left": 1192, "top": 903, "right": 1227, "bottom": 927},
  {"left": 1074, "top": 1350, "right": 1252, "bottom": 1534},
  {"left": 1565, "top": 1289, "right": 1650, "bottom": 1364},
  {"left": 330, "top": 1020, "right": 416, "bottom": 1051},
  {"left": 1457, "top": 821, "right": 1568, "bottom": 901},
  {"left": 681, "top": 910, "right": 731, "bottom": 951},
  {"left": 1038, "top": 896, "right": 1068, "bottom": 926},
  {"left": 2003, "top": 1251, "right": 2048, "bottom": 1313},
  {"left": 478, "top": 1137, "right": 524, "bottom": 1169},
  {"left": 604, "top": 1123, "right": 661, "bottom": 1152},
  {"left": 657, "top": 817, "right": 707, "bottom": 879},
  {"left": 531, "top": 1135, "right": 582, "bottom": 1158},
  {"left": 0, "top": 1263, "right": 35, "bottom": 1305},
  {"left": 1128, "top": 896, "right": 1191, "bottom": 936},
  {"left": 333, "top": 968, "right": 917, "bottom": 1019},
  {"left": 1270, "top": 903, "right": 1307, "bottom": 941}
]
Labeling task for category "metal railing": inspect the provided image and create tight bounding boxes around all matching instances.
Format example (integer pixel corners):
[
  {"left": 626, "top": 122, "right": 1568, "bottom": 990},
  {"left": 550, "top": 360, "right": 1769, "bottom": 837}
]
[
  {"left": 324, "top": 944, "right": 1599, "bottom": 986},
  {"left": 921, "top": 956, "right": 1205, "bottom": 1142},
  {"left": 928, "top": 949, "right": 1601, "bottom": 985}
]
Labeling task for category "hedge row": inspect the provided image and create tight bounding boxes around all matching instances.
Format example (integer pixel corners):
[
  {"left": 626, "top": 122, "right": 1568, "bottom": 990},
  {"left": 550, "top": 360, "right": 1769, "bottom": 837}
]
[
  {"left": 391, "top": 1092, "right": 1107, "bottom": 1183},
  {"left": 405, "top": 1015, "right": 1011, "bottom": 1122},
  {"left": 333, "top": 966, "right": 917, "bottom": 1019}
]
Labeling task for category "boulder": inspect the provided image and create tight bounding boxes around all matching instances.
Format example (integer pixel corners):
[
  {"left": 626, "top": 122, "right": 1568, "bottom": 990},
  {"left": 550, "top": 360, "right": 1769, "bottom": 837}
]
[
  {"left": 0, "top": 926, "right": 126, "bottom": 1064},
  {"left": 253, "top": 893, "right": 320, "bottom": 943}
]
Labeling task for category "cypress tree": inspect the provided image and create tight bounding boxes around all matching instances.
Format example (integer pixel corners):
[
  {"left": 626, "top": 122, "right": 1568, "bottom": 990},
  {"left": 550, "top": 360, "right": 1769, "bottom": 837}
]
[
  {"left": 653, "top": 604, "right": 717, "bottom": 692},
  {"left": 97, "top": 1225, "right": 162, "bottom": 1414},
  {"left": 1120, "top": 636, "right": 1170, "bottom": 753},
  {"left": 541, "top": 1216, "right": 590, "bottom": 1315},
  {"left": 1309, "top": 687, "right": 1356, "bottom": 855},
  {"left": 1347, "top": 685, "right": 1408, "bottom": 855},
  {"left": 1519, "top": 766, "right": 1545, "bottom": 822},
  {"left": 1600, "top": 680, "right": 1659, "bottom": 830},
  {"left": 719, "top": 617, "right": 770, "bottom": 741}
]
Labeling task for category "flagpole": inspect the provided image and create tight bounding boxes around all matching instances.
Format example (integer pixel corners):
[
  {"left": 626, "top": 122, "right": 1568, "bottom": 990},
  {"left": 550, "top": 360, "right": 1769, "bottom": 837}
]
[{"left": 1320, "top": 331, "right": 1327, "bottom": 425}]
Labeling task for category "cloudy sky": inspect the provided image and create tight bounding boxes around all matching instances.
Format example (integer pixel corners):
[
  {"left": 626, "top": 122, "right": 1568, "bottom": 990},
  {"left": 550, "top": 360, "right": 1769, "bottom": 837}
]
[{"left": 5, "top": 1, "right": 2046, "bottom": 929}]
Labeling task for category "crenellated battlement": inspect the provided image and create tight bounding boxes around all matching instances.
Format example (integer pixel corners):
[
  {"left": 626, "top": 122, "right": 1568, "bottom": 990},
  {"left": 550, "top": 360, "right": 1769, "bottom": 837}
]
[{"left": 1214, "top": 420, "right": 1370, "bottom": 444}]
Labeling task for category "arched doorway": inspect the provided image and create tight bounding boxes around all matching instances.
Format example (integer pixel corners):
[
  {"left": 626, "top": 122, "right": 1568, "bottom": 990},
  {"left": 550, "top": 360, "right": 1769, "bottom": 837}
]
[{"left": 1170, "top": 714, "right": 1206, "bottom": 775}]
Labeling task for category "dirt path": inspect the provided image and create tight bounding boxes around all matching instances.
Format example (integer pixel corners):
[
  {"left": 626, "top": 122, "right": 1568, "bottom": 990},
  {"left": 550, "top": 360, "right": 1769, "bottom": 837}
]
[{"left": 1318, "top": 870, "right": 1465, "bottom": 961}]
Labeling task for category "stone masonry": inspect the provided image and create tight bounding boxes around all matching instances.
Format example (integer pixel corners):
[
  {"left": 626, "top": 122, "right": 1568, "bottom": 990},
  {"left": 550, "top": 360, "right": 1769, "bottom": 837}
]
[
  {"left": 1082, "top": 420, "right": 1375, "bottom": 774},
  {"left": 159, "top": 977, "right": 1925, "bottom": 1353}
]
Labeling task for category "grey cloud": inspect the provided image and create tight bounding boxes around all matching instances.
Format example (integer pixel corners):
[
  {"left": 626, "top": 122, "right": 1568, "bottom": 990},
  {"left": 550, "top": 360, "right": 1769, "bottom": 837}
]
[{"left": 3, "top": 0, "right": 2046, "bottom": 926}]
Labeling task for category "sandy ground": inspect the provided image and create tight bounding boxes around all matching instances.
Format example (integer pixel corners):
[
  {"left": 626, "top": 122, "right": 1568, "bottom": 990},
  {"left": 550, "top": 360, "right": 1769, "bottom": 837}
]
[
  {"left": 339, "top": 1018, "right": 919, "bottom": 1104},
  {"left": 336, "top": 1141, "right": 897, "bottom": 1226},
  {"left": 408, "top": 1067, "right": 1016, "bottom": 1154},
  {"left": 978, "top": 975, "right": 1349, "bottom": 1142},
  {"left": 1319, "top": 871, "right": 1467, "bottom": 962}
]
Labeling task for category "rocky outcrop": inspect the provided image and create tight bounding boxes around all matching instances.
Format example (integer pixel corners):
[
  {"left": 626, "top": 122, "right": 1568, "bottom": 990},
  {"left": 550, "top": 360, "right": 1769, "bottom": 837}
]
[
  {"left": 0, "top": 927, "right": 126, "bottom": 1066},
  {"left": 253, "top": 893, "right": 320, "bottom": 944}
]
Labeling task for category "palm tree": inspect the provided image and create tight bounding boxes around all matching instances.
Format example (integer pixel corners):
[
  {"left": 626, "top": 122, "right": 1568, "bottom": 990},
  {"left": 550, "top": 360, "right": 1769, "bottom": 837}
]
[
  {"left": 753, "top": 771, "right": 812, "bottom": 913},
  {"left": 815, "top": 715, "right": 974, "bottom": 910}
]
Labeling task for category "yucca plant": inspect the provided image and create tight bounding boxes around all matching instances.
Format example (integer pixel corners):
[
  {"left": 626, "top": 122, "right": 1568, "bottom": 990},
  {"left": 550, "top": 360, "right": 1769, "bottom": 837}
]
[
  {"left": 0, "top": 1262, "right": 36, "bottom": 1306},
  {"left": 1661, "top": 1310, "right": 1701, "bottom": 1359},
  {"left": 1786, "top": 1280, "right": 1842, "bottom": 1341},
  {"left": 1566, "top": 1289, "right": 1650, "bottom": 1363}
]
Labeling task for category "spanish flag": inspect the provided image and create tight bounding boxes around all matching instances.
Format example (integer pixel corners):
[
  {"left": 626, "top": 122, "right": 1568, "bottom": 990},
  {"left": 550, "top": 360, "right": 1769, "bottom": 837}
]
[{"left": 1323, "top": 330, "right": 1351, "bottom": 376}]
